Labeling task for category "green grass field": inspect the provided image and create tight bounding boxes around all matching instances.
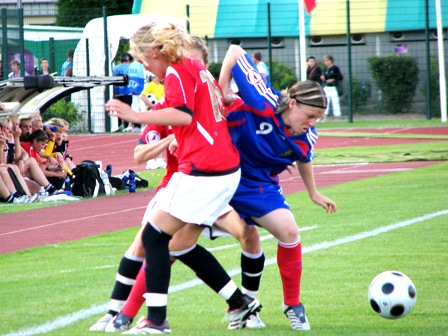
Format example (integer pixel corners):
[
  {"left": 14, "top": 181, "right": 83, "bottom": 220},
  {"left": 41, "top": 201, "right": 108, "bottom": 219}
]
[{"left": 1, "top": 120, "right": 447, "bottom": 335}]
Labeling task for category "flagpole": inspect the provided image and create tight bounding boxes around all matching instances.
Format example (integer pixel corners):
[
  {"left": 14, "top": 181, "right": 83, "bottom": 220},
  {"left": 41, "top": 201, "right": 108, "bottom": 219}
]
[
  {"left": 435, "top": 0, "right": 447, "bottom": 122},
  {"left": 299, "top": 0, "right": 307, "bottom": 81}
]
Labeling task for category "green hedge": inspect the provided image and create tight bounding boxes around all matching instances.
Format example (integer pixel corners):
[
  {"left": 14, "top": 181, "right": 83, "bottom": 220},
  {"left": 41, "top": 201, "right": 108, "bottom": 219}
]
[{"left": 368, "top": 54, "right": 418, "bottom": 113}]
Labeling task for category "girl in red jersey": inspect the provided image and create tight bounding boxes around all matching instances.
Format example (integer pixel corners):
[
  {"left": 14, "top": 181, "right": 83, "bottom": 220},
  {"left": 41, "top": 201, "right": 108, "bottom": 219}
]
[{"left": 105, "top": 23, "right": 260, "bottom": 334}]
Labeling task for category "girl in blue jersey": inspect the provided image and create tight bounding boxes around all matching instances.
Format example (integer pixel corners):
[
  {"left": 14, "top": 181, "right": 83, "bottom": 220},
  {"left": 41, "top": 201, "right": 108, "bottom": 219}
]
[{"left": 219, "top": 45, "right": 337, "bottom": 331}]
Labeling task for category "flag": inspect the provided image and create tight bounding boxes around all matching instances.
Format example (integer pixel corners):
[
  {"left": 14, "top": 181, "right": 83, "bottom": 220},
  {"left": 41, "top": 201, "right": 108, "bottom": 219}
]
[{"left": 304, "top": 0, "right": 316, "bottom": 13}]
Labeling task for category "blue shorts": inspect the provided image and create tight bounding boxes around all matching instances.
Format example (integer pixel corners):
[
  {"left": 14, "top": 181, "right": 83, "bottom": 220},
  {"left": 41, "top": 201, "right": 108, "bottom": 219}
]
[{"left": 230, "top": 177, "right": 290, "bottom": 225}]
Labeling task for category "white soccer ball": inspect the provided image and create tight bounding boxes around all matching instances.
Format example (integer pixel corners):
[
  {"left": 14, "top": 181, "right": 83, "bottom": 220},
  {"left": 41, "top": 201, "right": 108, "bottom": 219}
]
[
  {"left": 368, "top": 271, "right": 417, "bottom": 319},
  {"left": 146, "top": 93, "right": 158, "bottom": 106}
]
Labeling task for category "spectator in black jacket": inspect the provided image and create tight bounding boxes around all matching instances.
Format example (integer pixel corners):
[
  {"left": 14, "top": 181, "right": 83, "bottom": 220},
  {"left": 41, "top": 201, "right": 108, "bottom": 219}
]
[{"left": 321, "top": 55, "right": 343, "bottom": 121}]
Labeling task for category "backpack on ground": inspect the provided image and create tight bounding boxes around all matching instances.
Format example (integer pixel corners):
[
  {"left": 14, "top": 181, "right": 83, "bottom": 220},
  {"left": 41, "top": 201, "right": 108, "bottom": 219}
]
[{"left": 72, "top": 160, "right": 105, "bottom": 197}]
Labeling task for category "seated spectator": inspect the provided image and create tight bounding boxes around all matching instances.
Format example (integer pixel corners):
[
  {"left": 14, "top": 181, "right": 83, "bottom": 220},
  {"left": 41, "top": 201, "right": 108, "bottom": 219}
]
[
  {"left": 19, "top": 117, "right": 32, "bottom": 141},
  {"left": 44, "top": 117, "right": 76, "bottom": 174},
  {"left": 0, "top": 127, "right": 38, "bottom": 203},
  {"left": 31, "top": 116, "right": 43, "bottom": 133},
  {"left": 0, "top": 172, "right": 30, "bottom": 204},
  {"left": 20, "top": 129, "right": 65, "bottom": 191}
]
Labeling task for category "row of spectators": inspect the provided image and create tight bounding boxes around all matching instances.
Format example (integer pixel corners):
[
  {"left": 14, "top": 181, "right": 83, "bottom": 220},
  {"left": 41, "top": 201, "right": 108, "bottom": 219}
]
[{"left": 0, "top": 106, "right": 75, "bottom": 204}]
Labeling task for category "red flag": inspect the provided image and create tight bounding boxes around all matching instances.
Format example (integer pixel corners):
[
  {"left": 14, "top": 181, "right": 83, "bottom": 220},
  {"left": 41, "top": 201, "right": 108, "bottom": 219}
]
[{"left": 304, "top": 0, "right": 316, "bottom": 13}]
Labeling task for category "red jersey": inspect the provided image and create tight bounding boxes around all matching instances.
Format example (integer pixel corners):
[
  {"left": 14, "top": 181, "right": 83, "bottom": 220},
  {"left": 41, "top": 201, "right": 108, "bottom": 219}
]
[
  {"left": 139, "top": 123, "right": 177, "bottom": 192},
  {"left": 21, "top": 141, "right": 39, "bottom": 162},
  {"left": 163, "top": 57, "right": 240, "bottom": 175}
]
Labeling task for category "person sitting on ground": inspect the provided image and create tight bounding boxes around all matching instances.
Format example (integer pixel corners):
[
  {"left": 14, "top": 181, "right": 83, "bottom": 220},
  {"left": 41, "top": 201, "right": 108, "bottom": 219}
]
[
  {"left": 44, "top": 118, "right": 76, "bottom": 175},
  {"left": 20, "top": 129, "right": 66, "bottom": 191},
  {"left": 19, "top": 117, "right": 32, "bottom": 142},
  {"left": 0, "top": 128, "right": 39, "bottom": 203},
  {"left": 21, "top": 118, "right": 59, "bottom": 169}
]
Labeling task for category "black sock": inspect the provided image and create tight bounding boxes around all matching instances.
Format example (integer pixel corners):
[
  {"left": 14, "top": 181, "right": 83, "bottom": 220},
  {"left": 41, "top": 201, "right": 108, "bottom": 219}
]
[
  {"left": 176, "top": 244, "right": 232, "bottom": 294},
  {"left": 108, "top": 255, "right": 144, "bottom": 314},
  {"left": 142, "top": 223, "right": 172, "bottom": 324},
  {"left": 6, "top": 193, "right": 15, "bottom": 203},
  {"left": 226, "top": 288, "right": 245, "bottom": 310},
  {"left": 45, "top": 184, "right": 57, "bottom": 194},
  {"left": 241, "top": 251, "right": 265, "bottom": 296}
]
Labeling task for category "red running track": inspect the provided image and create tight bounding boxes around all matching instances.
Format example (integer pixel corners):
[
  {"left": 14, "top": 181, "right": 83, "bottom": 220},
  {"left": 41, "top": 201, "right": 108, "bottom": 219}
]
[{"left": 0, "top": 127, "right": 445, "bottom": 254}]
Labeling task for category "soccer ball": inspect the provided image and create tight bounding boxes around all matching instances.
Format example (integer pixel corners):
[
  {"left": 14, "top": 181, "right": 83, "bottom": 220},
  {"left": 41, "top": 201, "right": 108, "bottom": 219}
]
[
  {"left": 368, "top": 271, "right": 417, "bottom": 319},
  {"left": 146, "top": 93, "right": 158, "bottom": 106}
]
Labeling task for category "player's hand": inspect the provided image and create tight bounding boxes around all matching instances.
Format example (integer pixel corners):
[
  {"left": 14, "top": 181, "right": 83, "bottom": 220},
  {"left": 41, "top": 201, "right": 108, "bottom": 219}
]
[
  {"left": 168, "top": 137, "right": 178, "bottom": 156},
  {"left": 47, "top": 156, "right": 58, "bottom": 166},
  {"left": 223, "top": 94, "right": 237, "bottom": 106},
  {"left": 12, "top": 124, "right": 22, "bottom": 138},
  {"left": 105, "top": 99, "right": 138, "bottom": 123},
  {"left": 310, "top": 192, "right": 337, "bottom": 214}
]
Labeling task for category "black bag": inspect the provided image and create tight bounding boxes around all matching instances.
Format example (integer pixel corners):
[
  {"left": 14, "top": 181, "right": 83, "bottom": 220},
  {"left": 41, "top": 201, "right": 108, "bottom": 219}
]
[
  {"left": 72, "top": 160, "right": 105, "bottom": 197},
  {"left": 109, "top": 176, "right": 126, "bottom": 190},
  {"left": 336, "top": 82, "right": 345, "bottom": 96}
]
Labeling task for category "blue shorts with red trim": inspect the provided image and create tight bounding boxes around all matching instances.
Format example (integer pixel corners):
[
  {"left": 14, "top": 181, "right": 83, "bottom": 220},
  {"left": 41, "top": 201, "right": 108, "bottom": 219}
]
[{"left": 230, "top": 177, "right": 290, "bottom": 225}]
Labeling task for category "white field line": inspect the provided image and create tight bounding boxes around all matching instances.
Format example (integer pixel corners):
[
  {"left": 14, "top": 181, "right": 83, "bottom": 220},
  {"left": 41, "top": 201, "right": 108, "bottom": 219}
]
[
  {"left": 0, "top": 206, "right": 146, "bottom": 236},
  {"left": 2, "top": 210, "right": 447, "bottom": 336},
  {"left": 12, "top": 227, "right": 316, "bottom": 279}
]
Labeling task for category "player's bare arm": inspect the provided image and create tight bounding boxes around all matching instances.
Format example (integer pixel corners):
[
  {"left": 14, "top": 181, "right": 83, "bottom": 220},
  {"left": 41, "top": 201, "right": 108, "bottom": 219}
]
[
  {"left": 106, "top": 99, "right": 192, "bottom": 126},
  {"left": 297, "top": 160, "right": 337, "bottom": 213},
  {"left": 134, "top": 134, "right": 175, "bottom": 163}
]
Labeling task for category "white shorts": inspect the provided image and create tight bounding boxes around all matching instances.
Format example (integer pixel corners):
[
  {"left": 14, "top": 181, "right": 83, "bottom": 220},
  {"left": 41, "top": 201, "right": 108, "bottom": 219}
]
[
  {"left": 141, "top": 188, "right": 165, "bottom": 226},
  {"left": 201, "top": 225, "right": 232, "bottom": 240},
  {"left": 157, "top": 170, "right": 240, "bottom": 226}
]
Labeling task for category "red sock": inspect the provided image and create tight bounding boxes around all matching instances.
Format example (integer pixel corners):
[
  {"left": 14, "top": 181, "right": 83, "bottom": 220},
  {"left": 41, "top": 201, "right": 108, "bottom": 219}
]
[
  {"left": 277, "top": 242, "right": 302, "bottom": 306},
  {"left": 121, "top": 267, "right": 146, "bottom": 318},
  {"left": 121, "top": 259, "right": 177, "bottom": 318}
]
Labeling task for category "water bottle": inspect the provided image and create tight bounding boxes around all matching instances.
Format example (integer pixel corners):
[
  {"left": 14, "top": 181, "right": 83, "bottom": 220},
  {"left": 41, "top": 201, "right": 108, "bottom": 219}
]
[
  {"left": 100, "top": 169, "right": 113, "bottom": 195},
  {"left": 105, "top": 164, "right": 112, "bottom": 178},
  {"left": 128, "top": 171, "right": 136, "bottom": 193},
  {"left": 64, "top": 176, "right": 71, "bottom": 191}
]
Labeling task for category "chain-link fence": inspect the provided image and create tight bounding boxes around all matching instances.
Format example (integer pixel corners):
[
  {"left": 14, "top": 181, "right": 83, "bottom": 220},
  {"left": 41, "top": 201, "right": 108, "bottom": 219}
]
[{"left": 1, "top": 2, "right": 447, "bottom": 132}]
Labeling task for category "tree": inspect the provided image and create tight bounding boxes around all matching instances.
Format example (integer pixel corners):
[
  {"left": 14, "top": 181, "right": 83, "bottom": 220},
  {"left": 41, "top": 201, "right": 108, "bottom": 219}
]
[{"left": 57, "top": 0, "right": 134, "bottom": 27}]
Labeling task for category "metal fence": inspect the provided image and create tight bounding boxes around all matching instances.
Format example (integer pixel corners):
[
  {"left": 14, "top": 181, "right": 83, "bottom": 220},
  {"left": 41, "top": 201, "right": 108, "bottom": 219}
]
[{"left": 1, "top": 2, "right": 447, "bottom": 132}]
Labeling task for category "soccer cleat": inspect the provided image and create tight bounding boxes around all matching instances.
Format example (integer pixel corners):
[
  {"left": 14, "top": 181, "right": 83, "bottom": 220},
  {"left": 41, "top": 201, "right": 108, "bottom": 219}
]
[
  {"left": 282, "top": 303, "right": 310, "bottom": 331},
  {"left": 105, "top": 312, "right": 134, "bottom": 332},
  {"left": 89, "top": 313, "right": 115, "bottom": 331},
  {"left": 123, "top": 317, "right": 171, "bottom": 334},
  {"left": 246, "top": 312, "right": 266, "bottom": 329},
  {"left": 227, "top": 295, "right": 262, "bottom": 330}
]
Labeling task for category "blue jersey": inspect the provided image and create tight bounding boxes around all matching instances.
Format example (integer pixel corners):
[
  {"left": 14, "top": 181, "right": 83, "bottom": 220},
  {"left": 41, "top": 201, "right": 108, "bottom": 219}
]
[
  {"left": 128, "top": 61, "right": 145, "bottom": 95},
  {"left": 60, "top": 60, "right": 73, "bottom": 76},
  {"left": 227, "top": 54, "right": 318, "bottom": 222},
  {"left": 113, "top": 63, "right": 130, "bottom": 96}
]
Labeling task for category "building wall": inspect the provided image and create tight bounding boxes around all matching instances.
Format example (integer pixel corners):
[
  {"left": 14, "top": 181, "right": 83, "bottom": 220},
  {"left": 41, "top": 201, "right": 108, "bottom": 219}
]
[{"left": 2, "top": 0, "right": 58, "bottom": 25}]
